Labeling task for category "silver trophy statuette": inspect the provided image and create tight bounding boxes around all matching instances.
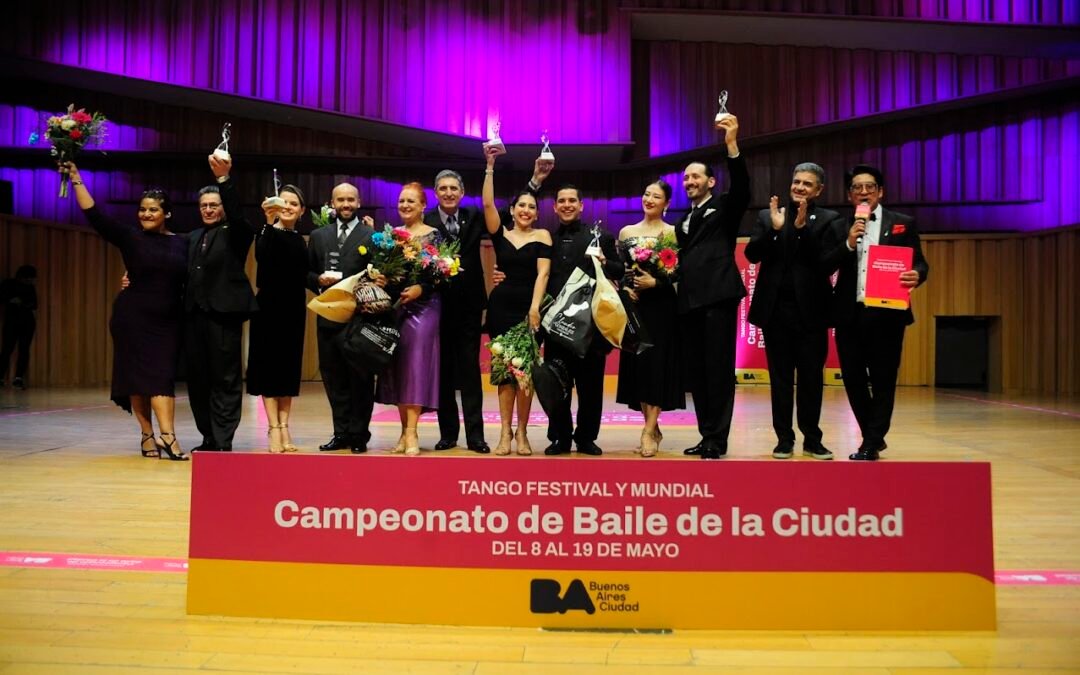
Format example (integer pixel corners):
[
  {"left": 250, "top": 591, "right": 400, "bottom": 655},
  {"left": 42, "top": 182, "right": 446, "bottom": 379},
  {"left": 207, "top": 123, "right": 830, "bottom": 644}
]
[
  {"left": 265, "top": 167, "right": 285, "bottom": 209},
  {"left": 213, "top": 122, "right": 232, "bottom": 161},
  {"left": 539, "top": 130, "right": 555, "bottom": 161},
  {"left": 585, "top": 221, "right": 603, "bottom": 258},
  {"left": 714, "top": 90, "right": 732, "bottom": 128},
  {"left": 484, "top": 120, "right": 506, "bottom": 155}
]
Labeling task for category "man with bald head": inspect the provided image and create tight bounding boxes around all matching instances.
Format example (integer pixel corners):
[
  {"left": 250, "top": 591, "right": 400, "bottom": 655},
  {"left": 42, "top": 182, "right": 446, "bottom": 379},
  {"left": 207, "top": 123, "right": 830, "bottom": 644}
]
[{"left": 307, "top": 182, "right": 377, "bottom": 454}]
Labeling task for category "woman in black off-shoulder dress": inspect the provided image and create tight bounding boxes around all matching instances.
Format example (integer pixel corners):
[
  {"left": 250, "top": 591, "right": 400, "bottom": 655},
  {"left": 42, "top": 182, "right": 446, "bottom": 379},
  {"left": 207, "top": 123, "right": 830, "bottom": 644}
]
[{"left": 62, "top": 161, "right": 188, "bottom": 460}]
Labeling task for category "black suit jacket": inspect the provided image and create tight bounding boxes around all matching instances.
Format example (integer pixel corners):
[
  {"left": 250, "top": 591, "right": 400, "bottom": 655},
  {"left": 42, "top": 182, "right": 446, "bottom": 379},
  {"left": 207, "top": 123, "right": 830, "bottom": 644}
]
[
  {"left": 675, "top": 155, "right": 751, "bottom": 313},
  {"left": 423, "top": 205, "right": 487, "bottom": 314},
  {"left": 744, "top": 203, "right": 840, "bottom": 331},
  {"left": 821, "top": 206, "right": 929, "bottom": 327},
  {"left": 184, "top": 178, "right": 258, "bottom": 315},
  {"left": 306, "top": 220, "right": 376, "bottom": 329}
]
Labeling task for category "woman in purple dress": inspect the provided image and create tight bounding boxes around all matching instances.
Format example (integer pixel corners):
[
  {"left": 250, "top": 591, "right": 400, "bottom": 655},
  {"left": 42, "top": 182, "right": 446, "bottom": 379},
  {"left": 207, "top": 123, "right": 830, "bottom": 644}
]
[
  {"left": 62, "top": 161, "right": 189, "bottom": 460},
  {"left": 376, "top": 182, "right": 442, "bottom": 456}
]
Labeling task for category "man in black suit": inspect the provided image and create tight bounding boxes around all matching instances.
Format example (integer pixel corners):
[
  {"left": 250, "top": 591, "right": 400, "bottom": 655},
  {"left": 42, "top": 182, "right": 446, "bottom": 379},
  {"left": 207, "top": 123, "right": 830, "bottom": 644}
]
[
  {"left": 543, "top": 185, "right": 623, "bottom": 457},
  {"left": 676, "top": 116, "right": 750, "bottom": 460},
  {"left": 424, "top": 169, "right": 490, "bottom": 454},
  {"left": 306, "top": 183, "right": 377, "bottom": 454},
  {"left": 822, "top": 164, "right": 929, "bottom": 461},
  {"left": 425, "top": 161, "right": 553, "bottom": 454},
  {"left": 745, "top": 162, "right": 840, "bottom": 460},
  {"left": 186, "top": 155, "right": 260, "bottom": 451}
]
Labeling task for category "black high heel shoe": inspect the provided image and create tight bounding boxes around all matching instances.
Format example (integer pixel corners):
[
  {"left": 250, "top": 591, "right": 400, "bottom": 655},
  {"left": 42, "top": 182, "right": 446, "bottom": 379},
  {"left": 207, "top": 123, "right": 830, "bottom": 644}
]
[
  {"left": 140, "top": 432, "right": 161, "bottom": 458},
  {"left": 157, "top": 432, "right": 189, "bottom": 461}
]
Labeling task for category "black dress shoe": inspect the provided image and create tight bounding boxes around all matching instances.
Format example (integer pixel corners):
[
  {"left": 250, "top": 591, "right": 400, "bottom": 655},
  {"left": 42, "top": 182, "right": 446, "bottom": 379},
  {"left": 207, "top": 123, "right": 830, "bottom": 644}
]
[
  {"left": 576, "top": 442, "right": 603, "bottom": 456},
  {"left": 467, "top": 442, "right": 491, "bottom": 454},
  {"left": 350, "top": 444, "right": 367, "bottom": 454},
  {"left": 191, "top": 444, "right": 222, "bottom": 452},
  {"left": 848, "top": 446, "right": 880, "bottom": 461},
  {"left": 433, "top": 439, "right": 457, "bottom": 451},
  {"left": 319, "top": 435, "right": 350, "bottom": 451},
  {"left": 683, "top": 443, "right": 703, "bottom": 456},
  {"left": 772, "top": 442, "right": 795, "bottom": 459},
  {"left": 544, "top": 442, "right": 571, "bottom": 456}
]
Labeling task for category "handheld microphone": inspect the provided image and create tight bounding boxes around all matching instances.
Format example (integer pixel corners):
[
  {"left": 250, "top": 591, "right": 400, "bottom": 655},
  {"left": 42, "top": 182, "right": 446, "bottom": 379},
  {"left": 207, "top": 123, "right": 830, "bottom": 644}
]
[{"left": 854, "top": 200, "right": 871, "bottom": 247}]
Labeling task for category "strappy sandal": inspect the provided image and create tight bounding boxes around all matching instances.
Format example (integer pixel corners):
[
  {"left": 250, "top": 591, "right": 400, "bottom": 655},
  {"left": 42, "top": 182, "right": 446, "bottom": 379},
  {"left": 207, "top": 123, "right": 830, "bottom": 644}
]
[
  {"left": 158, "top": 432, "right": 189, "bottom": 461},
  {"left": 281, "top": 423, "right": 299, "bottom": 452},
  {"left": 140, "top": 432, "right": 160, "bottom": 458},
  {"left": 268, "top": 425, "right": 286, "bottom": 453}
]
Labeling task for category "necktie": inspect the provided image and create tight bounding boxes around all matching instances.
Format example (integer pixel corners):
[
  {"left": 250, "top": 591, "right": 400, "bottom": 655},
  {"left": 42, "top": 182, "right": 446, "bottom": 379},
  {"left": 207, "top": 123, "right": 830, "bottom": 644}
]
[
  {"left": 200, "top": 231, "right": 209, "bottom": 253},
  {"left": 338, "top": 222, "right": 348, "bottom": 248},
  {"left": 446, "top": 214, "right": 459, "bottom": 237}
]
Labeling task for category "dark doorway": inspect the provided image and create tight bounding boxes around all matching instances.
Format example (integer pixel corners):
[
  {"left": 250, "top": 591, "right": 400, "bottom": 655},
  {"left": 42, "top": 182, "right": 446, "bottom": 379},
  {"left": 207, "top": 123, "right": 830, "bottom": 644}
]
[{"left": 935, "top": 316, "right": 993, "bottom": 390}]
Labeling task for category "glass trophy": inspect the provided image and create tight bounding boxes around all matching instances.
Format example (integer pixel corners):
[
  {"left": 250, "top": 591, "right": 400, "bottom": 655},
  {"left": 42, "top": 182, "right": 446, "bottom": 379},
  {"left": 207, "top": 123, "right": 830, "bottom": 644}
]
[
  {"left": 585, "top": 221, "right": 603, "bottom": 258},
  {"left": 212, "top": 122, "right": 232, "bottom": 161},
  {"left": 265, "top": 167, "right": 285, "bottom": 209},
  {"left": 539, "top": 130, "right": 555, "bottom": 162},
  {"left": 483, "top": 120, "right": 506, "bottom": 155},
  {"left": 714, "top": 90, "right": 732, "bottom": 128}
]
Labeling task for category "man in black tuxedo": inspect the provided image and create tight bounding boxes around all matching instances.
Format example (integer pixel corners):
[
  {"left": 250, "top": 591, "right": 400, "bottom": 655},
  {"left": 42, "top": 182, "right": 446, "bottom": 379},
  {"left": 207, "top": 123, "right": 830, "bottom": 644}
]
[
  {"left": 745, "top": 162, "right": 840, "bottom": 460},
  {"left": 543, "top": 185, "right": 623, "bottom": 457},
  {"left": 425, "top": 161, "right": 553, "bottom": 454},
  {"left": 676, "top": 116, "right": 750, "bottom": 460},
  {"left": 186, "top": 155, "right": 260, "bottom": 451},
  {"left": 306, "top": 183, "right": 377, "bottom": 454},
  {"left": 822, "top": 164, "right": 928, "bottom": 461}
]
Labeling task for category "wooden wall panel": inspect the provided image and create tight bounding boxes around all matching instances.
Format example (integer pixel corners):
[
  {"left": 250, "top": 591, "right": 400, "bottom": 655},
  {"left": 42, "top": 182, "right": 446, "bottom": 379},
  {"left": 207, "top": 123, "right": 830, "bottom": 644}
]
[{"left": 3, "top": 215, "right": 1077, "bottom": 394}]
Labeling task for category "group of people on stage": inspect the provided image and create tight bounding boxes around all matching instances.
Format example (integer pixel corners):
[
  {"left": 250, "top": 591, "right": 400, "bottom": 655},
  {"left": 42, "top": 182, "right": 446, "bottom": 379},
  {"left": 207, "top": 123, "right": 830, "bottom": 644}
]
[{"left": 59, "top": 113, "right": 927, "bottom": 463}]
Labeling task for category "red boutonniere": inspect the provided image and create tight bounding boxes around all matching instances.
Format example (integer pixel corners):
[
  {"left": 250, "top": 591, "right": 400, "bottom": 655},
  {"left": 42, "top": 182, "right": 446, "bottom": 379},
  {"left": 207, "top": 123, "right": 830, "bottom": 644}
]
[{"left": 892, "top": 223, "right": 906, "bottom": 235}]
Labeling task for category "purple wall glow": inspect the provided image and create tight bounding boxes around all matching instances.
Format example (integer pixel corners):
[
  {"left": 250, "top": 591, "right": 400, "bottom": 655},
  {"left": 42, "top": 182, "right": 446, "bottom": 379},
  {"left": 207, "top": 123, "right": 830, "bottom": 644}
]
[
  {"left": 644, "top": 41, "right": 1080, "bottom": 156},
  {"left": 3, "top": 0, "right": 632, "bottom": 144}
]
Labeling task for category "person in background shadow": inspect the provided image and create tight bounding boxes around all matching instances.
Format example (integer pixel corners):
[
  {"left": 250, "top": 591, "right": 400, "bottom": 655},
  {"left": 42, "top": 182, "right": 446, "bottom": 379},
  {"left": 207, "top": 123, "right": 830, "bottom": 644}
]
[{"left": 0, "top": 265, "right": 38, "bottom": 390}]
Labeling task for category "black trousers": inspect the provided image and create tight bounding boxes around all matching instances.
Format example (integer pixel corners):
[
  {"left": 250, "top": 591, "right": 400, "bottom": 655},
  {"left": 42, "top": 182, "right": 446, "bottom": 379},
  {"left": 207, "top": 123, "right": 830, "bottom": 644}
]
[
  {"left": 185, "top": 309, "right": 244, "bottom": 449},
  {"left": 682, "top": 300, "right": 738, "bottom": 450},
  {"left": 0, "top": 315, "right": 35, "bottom": 380},
  {"left": 544, "top": 339, "right": 607, "bottom": 447},
  {"left": 834, "top": 305, "right": 907, "bottom": 450},
  {"left": 316, "top": 323, "right": 375, "bottom": 444},
  {"left": 437, "top": 311, "right": 486, "bottom": 446},
  {"left": 762, "top": 306, "right": 827, "bottom": 447}
]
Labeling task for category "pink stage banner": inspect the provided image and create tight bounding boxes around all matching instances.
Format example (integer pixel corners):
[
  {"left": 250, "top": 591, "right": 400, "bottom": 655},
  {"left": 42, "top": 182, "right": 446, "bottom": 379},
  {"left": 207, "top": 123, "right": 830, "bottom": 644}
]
[{"left": 189, "top": 454, "right": 992, "bottom": 579}]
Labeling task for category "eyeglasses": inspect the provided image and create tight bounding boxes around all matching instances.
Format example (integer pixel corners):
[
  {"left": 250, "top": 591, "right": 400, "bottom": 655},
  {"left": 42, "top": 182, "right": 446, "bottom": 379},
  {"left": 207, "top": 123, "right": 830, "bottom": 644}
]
[
  {"left": 200, "top": 204, "right": 223, "bottom": 211},
  {"left": 849, "top": 182, "right": 879, "bottom": 194}
]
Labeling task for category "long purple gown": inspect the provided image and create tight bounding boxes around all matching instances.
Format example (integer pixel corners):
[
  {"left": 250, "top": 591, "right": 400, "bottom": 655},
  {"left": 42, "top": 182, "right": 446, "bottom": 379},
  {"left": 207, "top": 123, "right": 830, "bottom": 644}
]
[{"left": 376, "top": 233, "right": 442, "bottom": 412}]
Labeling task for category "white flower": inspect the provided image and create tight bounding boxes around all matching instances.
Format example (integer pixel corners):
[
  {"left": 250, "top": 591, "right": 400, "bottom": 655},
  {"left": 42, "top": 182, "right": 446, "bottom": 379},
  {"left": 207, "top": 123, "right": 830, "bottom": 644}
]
[
  {"left": 511, "top": 357, "right": 524, "bottom": 368},
  {"left": 60, "top": 119, "right": 77, "bottom": 130},
  {"left": 490, "top": 343, "right": 504, "bottom": 355}
]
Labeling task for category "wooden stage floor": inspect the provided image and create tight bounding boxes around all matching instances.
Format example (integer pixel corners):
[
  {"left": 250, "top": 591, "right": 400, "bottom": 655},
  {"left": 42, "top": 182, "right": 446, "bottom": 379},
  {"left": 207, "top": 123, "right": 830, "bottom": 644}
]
[{"left": 0, "top": 384, "right": 1078, "bottom": 673}]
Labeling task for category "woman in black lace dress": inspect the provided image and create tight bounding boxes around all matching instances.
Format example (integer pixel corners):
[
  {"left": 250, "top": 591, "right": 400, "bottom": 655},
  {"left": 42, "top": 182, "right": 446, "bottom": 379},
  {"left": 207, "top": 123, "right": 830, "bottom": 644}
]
[
  {"left": 249, "top": 184, "right": 308, "bottom": 453},
  {"left": 482, "top": 145, "right": 552, "bottom": 456},
  {"left": 62, "top": 161, "right": 188, "bottom": 460},
  {"left": 616, "top": 179, "right": 685, "bottom": 457}
]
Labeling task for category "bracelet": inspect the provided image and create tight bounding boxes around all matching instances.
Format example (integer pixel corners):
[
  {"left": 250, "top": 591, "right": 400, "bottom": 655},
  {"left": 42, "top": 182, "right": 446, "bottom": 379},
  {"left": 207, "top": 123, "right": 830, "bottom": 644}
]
[
  {"left": 485, "top": 169, "right": 494, "bottom": 175},
  {"left": 216, "top": 175, "right": 229, "bottom": 184},
  {"left": 71, "top": 180, "right": 83, "bottom": 186}
]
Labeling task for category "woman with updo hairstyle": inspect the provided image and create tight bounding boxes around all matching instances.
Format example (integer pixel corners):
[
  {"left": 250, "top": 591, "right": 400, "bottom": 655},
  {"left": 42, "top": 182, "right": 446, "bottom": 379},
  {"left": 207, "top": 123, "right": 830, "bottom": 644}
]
[
  {"left": 616, "top": 178, "right": 685, "bottom": 457},
  {"left": 376, "top": 181, "right": 445, "bottom": 456},
  {"left": 250, "top": 182, "right": 309, "bottom": 452},
  {"left": 60, "top": 161, "right": 189, "bottom": 460}
]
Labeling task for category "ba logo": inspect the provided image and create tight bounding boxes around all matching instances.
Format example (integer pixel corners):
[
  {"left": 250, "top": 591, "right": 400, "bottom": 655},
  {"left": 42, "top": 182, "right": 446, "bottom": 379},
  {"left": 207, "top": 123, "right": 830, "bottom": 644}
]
[{"left": 530, "top": 578, "right": 596, "bottom": 614}]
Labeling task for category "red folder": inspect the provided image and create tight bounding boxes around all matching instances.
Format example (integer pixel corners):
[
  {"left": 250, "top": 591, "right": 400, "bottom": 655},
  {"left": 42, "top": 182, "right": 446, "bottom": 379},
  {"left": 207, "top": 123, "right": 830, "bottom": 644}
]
[{"left": 865, "top": 244, "right": 913, "bottom": 310}]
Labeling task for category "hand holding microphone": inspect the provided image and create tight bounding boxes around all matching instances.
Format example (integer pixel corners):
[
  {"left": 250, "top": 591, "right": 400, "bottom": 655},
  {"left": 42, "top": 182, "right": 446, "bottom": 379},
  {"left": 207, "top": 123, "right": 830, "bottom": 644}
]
[{"left": 849, "top": 200, "right": 870, "bottom": 249}]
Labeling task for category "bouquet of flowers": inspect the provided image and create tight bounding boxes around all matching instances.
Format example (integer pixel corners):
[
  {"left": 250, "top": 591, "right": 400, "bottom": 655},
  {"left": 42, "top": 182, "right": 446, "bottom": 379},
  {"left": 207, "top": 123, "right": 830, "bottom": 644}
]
[
  {"left": 487, "top": 322, "right": 540, "bottom": 393},
  {"left": 367, "top": 224, "right": 414, "bottom": 282},
  {"left": 43, "top": 104, "right": 108, "bottom": 197},
  {"left": 413, "top": 237, "right": 462, "bottom": 286},
  {"left": 309, "top": 204, "right": 336, "bottom": 228},
  {"left": 622, "top": 231, "right": 679, "bottom": 277}
]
